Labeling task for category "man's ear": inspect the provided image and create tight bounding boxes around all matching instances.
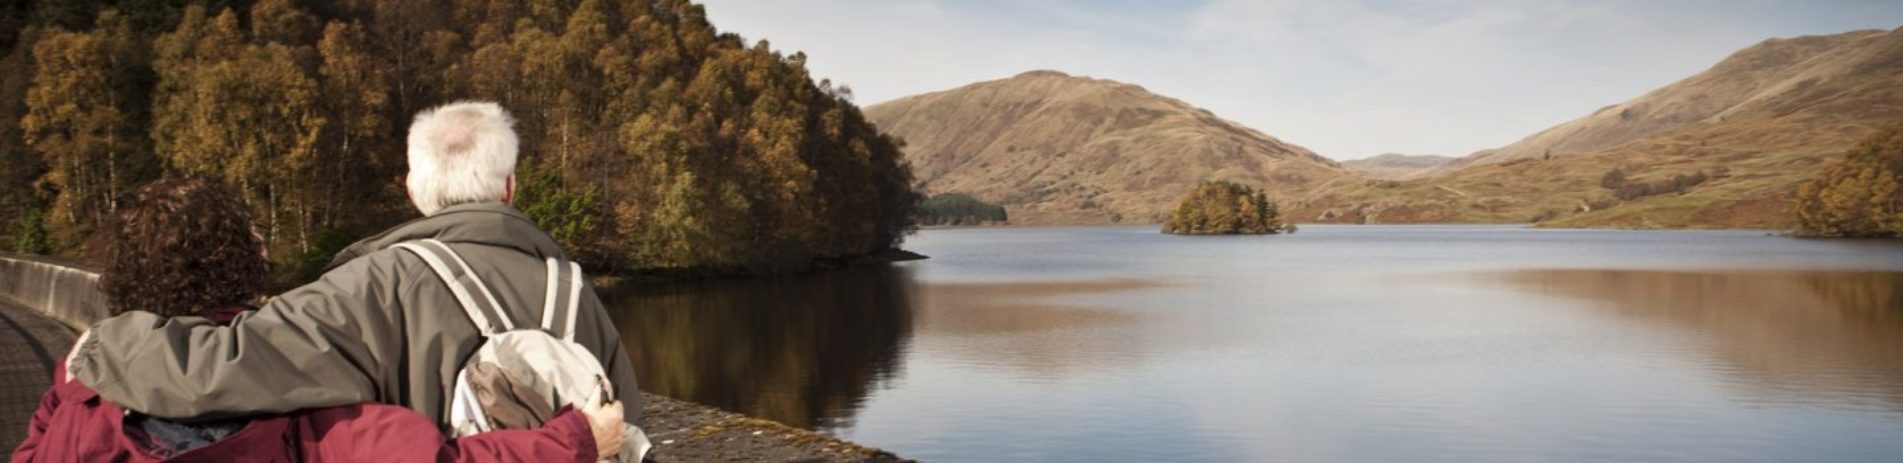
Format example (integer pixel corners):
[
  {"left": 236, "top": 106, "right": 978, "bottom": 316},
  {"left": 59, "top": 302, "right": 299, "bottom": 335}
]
[{"left": 502, "top": 174, "right": 516, "bottom": 204}]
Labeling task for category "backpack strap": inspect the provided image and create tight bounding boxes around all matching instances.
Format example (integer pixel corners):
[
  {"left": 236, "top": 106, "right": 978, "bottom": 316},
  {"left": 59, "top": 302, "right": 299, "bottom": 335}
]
[
  {"left": 563, "top": 261, "right": 582, "bottom": 340},
  {"left": 538, "top": 258, "right": 586, "bottom": 341},
  {"left": 540, "top": 258, "right": 561, "bottom": 335},
  {"left": 425, "top": 239, "right": 515, "bottom": 332},
  {"left": 393, "top": 239, "right": 515, "bottom": 335}
]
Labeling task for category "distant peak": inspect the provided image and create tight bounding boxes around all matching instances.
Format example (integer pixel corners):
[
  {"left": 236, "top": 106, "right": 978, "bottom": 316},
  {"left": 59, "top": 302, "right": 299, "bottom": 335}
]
[{"left": 1014, "top": 70, "right": 1072, "bottom": 79}]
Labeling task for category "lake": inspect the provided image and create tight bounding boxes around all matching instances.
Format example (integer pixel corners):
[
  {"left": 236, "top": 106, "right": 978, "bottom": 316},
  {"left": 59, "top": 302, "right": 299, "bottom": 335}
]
[{"left": 601, "top": 225, "right": 1903, "bottom": 462}]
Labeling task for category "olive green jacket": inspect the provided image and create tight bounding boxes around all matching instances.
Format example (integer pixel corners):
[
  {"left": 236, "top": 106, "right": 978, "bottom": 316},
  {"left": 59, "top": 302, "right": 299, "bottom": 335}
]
[{"left": 69, "top": 202, "right": 642, "bottom": 430}]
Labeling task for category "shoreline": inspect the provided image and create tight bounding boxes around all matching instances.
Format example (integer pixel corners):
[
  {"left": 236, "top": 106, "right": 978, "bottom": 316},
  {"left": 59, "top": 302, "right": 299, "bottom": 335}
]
[
  {"left": 594, "top": 248, "right": 928, "bottom": 287},
  {"left": 641, "top": 393, "right": 908, "bottom": 462},
  {"left": 923, "top": 222, "right": 1804, "bottom": 233}
]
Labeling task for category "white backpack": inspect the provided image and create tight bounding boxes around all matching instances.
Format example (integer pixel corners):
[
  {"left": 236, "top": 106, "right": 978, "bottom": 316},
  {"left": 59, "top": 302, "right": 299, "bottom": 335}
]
[{"left": 394, "top": 239, "right": 651, "bottom": 461}]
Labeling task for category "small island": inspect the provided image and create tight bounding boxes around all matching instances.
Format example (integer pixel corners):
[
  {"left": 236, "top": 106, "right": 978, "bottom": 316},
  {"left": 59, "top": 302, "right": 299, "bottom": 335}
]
[
  {"left": 1161, "top": 180, "right": 1294, "bottom": 235},
  {"left": 919, "top": 193, "right": 1009, "bottom": 226}
]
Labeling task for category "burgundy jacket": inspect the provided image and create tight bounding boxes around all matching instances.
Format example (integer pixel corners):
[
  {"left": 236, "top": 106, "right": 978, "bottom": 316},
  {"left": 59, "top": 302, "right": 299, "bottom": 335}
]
[{"left": 12, "top": 307, "right": 599, "bottom": 463}]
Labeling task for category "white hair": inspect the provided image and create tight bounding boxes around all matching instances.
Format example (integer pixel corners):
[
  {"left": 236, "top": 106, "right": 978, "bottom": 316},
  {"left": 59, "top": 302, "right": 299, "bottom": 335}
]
[{"left": 405, "top": 101, "right": 518, "bottom": 216}]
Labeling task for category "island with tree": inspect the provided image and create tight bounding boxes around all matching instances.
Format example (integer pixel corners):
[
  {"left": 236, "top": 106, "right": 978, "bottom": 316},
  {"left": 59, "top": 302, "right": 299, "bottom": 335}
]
[{"left": 1161, "top": 180, "right": 1293, "bottom": 235}]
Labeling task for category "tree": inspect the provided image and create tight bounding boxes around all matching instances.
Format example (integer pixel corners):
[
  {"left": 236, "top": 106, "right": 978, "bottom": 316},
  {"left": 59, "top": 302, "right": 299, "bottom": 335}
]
[
  {"left": 13, "top": 206, "right": 52, "bottom": 255},
  {"left": 0, "top": 27, "right": 44, "bottom": 249},
  {"left": 1609, "top": 170, "right": 1708, "bottom": 201},
  {"left": 315, "top": 20, "right": 398, "bottom": 236},
  {"left": 250, "top": 0, "right": 317, "bottom": 45},
  {"left": 368, "top": 0, "right": 456, "bottom": 118},
  {"left": 1162, "top": 180, "right": 1285, "bottom": 235},
  {"left": 1794, "top": 124, "right": 1903, "bottom": 237},
  {"left": 1600, "top": 168, "right": 1627, "bottom": 189},
  {"left": 152, "top": 5, "right": 329, "bottom": 267},
  {"left": 918, "top": 193, "right": 1007, "bottom": 226},
  {"left": 2, "top": 0, "right": 926, "bottom": 278},
  {"left": 517, "top": 165, "right": 598, "bottom": 251},
  {"left": 21, "top": 9, "right": 155, "bottom": 252},
  {"left": 636, "top": 170, "right": 747, "bottom": 269}
]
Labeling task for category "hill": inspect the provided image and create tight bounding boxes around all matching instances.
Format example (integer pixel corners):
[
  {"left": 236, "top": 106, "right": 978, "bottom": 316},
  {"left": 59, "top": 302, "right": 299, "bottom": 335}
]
[
  {"left": 864, "top": 70, "right": 1349, "bottom": 224},
  {"left": 1342, "top": 153, "right": 1455, "bottom": 180},
  {"left": 1305, "top": 27, "right": 1903, "bottom": 228}
]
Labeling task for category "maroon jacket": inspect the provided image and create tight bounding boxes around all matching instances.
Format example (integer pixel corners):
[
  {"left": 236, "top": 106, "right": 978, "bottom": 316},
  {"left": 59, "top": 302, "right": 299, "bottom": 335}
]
[
  {"left": 13, "top": 307, "right": 600, "bottom": 463},
  {"left": 12, "top": 362, "right": 598, "bottom": 463}
]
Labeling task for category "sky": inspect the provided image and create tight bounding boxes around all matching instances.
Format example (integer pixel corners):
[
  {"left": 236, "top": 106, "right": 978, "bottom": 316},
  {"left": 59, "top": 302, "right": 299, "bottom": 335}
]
[{"left": 694, "top": 0, "right": 1903, "bottom": 161}]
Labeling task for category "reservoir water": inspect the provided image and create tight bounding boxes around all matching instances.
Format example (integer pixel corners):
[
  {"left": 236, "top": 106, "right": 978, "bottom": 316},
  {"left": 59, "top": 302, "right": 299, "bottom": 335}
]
[{"left": 602, "top": 225, "right": 1903, "bottom": 462}]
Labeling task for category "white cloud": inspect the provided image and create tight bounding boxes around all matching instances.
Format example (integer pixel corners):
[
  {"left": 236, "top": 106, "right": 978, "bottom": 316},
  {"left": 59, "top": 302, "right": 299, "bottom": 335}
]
[{"left": 696, "top": 0, "right": 1903, "bottom": 160}]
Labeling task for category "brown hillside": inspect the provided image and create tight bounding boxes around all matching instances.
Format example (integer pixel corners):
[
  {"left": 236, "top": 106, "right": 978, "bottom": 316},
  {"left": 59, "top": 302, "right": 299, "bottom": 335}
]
[
  {"left": 1438, "top": 28, "right": 1898, "bottom": 173},
  {"left": 1306, "top": 27, "right": 1903, "bottom": 228},
  {"left": 1343, "top": 153, "right": 1455, "bottom": 180},
  {"left": 864, "top": 70, "right": 1348, "bottom": 224}
]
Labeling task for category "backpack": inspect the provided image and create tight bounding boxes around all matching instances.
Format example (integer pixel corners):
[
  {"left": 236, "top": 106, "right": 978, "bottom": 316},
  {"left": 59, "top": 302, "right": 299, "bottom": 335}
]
[{"left": 393, "top": 239, "right": 651, "bottom": 461}]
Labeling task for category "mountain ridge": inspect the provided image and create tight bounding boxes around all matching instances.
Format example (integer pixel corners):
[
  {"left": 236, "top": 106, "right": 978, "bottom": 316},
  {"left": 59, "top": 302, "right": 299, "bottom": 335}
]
[
  {"left": 1432, "top": 28, "right": 1899, "bottom": 175},
  {"left": 866, "top": 26, "right": 1903, "bottom": 229},
  {"left": 1305, "top": 26, "right": 1903, "bottom": 228},
  {"left": 866, "top": 70, "right": 1348, "bottom": 224}
]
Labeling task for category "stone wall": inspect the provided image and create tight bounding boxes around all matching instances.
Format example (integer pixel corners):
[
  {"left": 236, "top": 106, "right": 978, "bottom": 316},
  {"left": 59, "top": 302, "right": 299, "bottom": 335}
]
[{"left": 0, "top": 252, "right": 105, "bottom": 331}]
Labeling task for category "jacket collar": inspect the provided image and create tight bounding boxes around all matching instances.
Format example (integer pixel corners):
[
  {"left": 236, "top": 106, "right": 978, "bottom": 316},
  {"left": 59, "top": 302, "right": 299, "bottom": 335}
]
[{"left": 324, "top": 202, "right": 567, "bottom": 272}]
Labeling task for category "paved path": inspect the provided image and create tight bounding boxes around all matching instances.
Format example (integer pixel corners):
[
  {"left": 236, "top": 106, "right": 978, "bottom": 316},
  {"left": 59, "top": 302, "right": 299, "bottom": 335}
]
[{"left": 0, "top": 301, "right": 76, "bottom": 460}]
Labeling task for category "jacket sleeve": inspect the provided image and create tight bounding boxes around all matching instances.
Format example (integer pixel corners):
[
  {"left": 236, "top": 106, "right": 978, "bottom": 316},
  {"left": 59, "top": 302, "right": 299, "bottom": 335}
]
[
  {"left": 68, "top": 252, "right": 408, "bottom": 420},
  {"left": 436, "top": 408, "right": 597, "bottom": 463},
  {"left": 302, "top": 405, "right": 595, "bottom": 463}
]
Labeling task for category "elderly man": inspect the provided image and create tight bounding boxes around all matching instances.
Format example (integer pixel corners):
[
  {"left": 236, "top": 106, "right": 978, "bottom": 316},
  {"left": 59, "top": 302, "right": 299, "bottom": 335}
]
[{"left": 66, "top": 102, "right": 642, "bottom": 447}]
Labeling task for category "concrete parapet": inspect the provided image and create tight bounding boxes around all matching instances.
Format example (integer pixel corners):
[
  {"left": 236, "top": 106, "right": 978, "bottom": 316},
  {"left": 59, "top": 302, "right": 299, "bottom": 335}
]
[{"left": 0, "top": 252, "right": 106, "bottom": 331}]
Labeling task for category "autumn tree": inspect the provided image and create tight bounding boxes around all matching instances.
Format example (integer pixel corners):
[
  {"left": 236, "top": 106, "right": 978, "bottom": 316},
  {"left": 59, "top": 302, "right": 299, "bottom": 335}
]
[
  {"left": 151, "top": 4, "right": 329, "bottom": 267},
  {"left": 366, "top": 0, "right": 457, "bottom": 119},
  {"left": 21, "top": 9, "right": 155, "bottom": 252},
  {"left": 442, "top": 0, "right": 920, "bottom": 272},
  {"left": 315, "top": 20, "right": 397, "bottom": 238},
  {"left": 3, "top": 0, "right": 924, "bottom": 278},
  {"left": 1162, "top": 180, "right": 1288, "bottom": 235},
  {"left": 1794, "top": 124, "right": 1903, "bottom": 237}
]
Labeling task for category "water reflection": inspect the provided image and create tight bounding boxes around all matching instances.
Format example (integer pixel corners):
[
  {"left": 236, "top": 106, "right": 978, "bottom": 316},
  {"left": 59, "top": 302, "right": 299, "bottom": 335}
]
[
  {"left": 600, "top": 265, "right": 915, "bottom": 431},
  {"left": 913, "top": 279, "right": 1155, "bottom": 375},
  {"left": 1496, "top": 269, "right": 1903, "bottom": 410},
  {"left": 917, "top": 279, "right": 1151, "bottom": 335}
]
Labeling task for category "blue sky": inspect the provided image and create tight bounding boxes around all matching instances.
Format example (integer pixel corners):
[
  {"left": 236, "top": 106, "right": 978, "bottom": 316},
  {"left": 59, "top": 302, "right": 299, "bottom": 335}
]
[{"left": 696, "top": 0, "right": 1903, "bottom": 160}]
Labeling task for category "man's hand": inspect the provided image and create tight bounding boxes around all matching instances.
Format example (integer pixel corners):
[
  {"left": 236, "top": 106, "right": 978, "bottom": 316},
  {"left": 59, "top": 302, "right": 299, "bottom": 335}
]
[{"left": 583, "top": 399, "right": 626, "bottom": 460}]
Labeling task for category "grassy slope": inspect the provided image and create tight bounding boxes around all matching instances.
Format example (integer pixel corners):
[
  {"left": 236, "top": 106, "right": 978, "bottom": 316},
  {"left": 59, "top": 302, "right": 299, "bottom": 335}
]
[{"left": 1298, "top": 27, "right": 1903, "bottom": 229}]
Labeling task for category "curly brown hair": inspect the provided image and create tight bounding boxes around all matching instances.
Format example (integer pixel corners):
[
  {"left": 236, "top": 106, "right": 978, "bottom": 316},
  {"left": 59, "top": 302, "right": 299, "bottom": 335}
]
[{"left": 97, "top": 175, "right": 268, "bottom": 317}]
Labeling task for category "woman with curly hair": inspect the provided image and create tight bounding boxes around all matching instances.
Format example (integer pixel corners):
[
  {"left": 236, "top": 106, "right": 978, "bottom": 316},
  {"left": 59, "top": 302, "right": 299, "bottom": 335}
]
[{"left": 13, "top": 175, "right": 624, "bottom": 462}]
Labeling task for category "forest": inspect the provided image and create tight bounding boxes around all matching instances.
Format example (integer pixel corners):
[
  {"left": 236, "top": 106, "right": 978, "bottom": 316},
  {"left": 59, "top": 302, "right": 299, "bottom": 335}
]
[
  {"left": 1161, "top": 180, "right": 1290, "bottom": 235},
  {"left": 1794, "top": 124, "right": 1903, "bottom": 238},
  {"left": 917, "top": 193, "right": 1006, "bottom": 226},
  {"left": 0, "top": 0, "right": 922, "bottom": 278}
]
